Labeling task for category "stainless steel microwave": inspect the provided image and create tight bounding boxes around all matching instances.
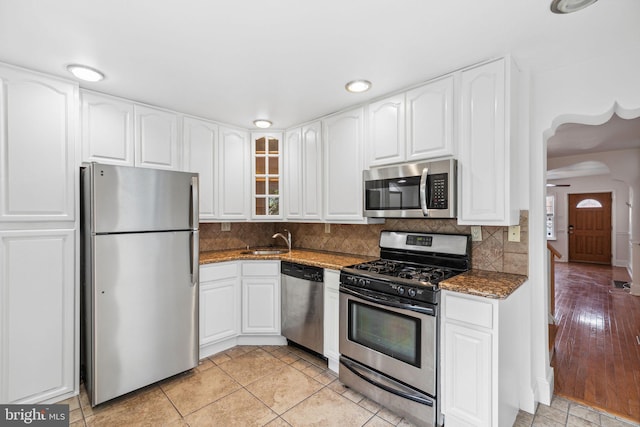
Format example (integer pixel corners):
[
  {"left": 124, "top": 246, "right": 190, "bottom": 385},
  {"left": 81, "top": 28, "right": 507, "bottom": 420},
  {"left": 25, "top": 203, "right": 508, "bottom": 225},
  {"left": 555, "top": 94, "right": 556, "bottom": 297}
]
[{"left": 363, "top": 159, "right": 457, "bottom": 218}]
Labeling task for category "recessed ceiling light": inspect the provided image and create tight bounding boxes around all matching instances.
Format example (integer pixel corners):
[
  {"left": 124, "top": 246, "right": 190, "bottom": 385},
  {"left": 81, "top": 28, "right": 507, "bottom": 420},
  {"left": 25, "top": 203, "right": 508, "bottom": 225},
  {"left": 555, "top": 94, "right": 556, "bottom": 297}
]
[
  {"left": 550, "top": 0, "right": 597, "bottom": 14},
  {"left": 66, "top": 64, "right": 105, "bottom": 82},
  {"left": 253, "top": 119, "right": 272, "bottom": 129},
  {"left": 345, "top": 80, "right": 372, "bottom": 93}
]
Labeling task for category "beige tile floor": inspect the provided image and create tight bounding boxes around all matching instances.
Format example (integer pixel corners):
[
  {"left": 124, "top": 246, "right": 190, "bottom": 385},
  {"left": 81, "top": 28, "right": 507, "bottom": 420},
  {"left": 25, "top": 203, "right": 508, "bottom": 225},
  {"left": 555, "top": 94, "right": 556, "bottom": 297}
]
[{"left": 57, "top": 345, "right": 639, "bottom": 427}]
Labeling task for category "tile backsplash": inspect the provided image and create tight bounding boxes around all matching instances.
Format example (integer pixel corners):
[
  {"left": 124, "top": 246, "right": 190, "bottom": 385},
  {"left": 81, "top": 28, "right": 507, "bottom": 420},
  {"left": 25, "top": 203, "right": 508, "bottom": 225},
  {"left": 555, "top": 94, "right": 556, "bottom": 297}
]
[{"left": 200, "top": 211, "right": 528, "bottom": 275}]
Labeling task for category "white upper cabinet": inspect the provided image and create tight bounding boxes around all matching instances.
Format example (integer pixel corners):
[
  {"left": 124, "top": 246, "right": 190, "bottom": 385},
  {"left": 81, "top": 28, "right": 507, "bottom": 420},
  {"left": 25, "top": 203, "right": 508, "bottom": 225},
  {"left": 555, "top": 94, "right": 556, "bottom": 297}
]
[
  {"left": 81, "top": 91, "right": 134, "bottom": 166},
  {"left": 183, "top": 117, "right": 218, "bottom": 220},
  {"left": 366, "top": 76, "right": 455, "bottom": 168},
  {"left": 251, "top": 132, "right": 282, "bottom": 220},
  {"left": 218, "top": 126, "right": 250, "bottom": 219},
  {"left": 367, "top": 94, "right": 405, "bottom": 167},
  {"left": 0, "top": 65, "right": 77, "bottom": 223},
  {"left": 134, "top": 105, "right": 181, "bottom": 170},
  {"left": 284, "top": 128, "right": 303, "bottom": 218},
  {"left": 406, "top": 75, "right": 455, "bottom": 162},
  {"left": 457, "top": 56, "right": 520, "bottom": 226},
  {"left": 82, "top": 91, "right": 182, "bottom": 171},
  {"left": 323, "top": 107, "right": 366, "bottom": 222},
  {"left": 284, "top": 121, "right": 322, "bottom": 221}
]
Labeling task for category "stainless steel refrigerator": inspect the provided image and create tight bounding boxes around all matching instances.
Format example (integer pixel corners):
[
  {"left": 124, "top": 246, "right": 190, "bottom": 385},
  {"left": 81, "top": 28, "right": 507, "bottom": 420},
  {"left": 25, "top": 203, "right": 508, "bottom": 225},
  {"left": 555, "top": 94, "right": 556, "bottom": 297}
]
[{"left": 81, "top": 163, "right": 199, "bottom": 406}]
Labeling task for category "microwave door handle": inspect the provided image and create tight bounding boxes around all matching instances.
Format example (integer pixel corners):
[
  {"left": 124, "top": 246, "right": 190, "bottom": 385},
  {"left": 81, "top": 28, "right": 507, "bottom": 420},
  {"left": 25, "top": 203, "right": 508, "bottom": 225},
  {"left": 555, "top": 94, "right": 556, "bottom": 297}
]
[{"left": 419, "top": 167, "right": 429, "bottom": 216}]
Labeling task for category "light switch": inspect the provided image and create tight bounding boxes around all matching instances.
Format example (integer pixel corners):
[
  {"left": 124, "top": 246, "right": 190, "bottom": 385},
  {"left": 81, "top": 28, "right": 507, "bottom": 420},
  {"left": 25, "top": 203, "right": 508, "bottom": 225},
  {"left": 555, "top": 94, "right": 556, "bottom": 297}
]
[
  {"left": 325, "top": 223, "right": 331, "bottom": 234},
  {"left": 508, "top": 225, "right": 521, "bottom": 242},
  {"left": 221, "top": 222, "right": 231, "bottom": 232},
  {"left": 470, "top": 226, "right": 482, "bottom": 242}
]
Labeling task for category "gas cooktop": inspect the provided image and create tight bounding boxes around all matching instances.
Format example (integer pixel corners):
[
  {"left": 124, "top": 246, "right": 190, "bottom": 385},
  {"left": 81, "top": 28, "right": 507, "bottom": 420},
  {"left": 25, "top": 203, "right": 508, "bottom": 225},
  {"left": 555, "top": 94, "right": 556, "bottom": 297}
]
[{"left": 340, "top": 231, "right": 471, "bottom": 303}]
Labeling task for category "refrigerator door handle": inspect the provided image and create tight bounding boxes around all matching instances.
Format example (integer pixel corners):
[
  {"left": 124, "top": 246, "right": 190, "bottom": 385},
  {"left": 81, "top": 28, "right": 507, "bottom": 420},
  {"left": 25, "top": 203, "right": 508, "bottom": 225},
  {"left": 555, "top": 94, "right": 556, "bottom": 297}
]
[
  {"left": 190, "top": 176, "right": 199, "bottom": 229},
  {"left": 190, "top": 230, "right": 199, "bottom": 286}
]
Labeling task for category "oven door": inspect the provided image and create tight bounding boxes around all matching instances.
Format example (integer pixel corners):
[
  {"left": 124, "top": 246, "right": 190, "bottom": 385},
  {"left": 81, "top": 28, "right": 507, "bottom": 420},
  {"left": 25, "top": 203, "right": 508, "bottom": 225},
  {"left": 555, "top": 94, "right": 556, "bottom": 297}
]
[{"left": 339, "top": 285, "right": 437, "bottom": 396}]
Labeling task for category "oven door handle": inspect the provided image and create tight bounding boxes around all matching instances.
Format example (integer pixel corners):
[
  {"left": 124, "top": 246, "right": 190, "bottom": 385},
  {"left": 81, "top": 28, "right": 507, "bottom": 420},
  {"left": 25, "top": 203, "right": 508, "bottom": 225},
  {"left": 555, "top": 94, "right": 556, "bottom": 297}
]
[
  {"left": 340, "top": 357, "right": 434, "bottom": 407},
  {"left": 340, "top": 286, "right": 435, "bottom": 316},
  {"left": 419, "top": 166, "right": 430, "bottom": 216}
]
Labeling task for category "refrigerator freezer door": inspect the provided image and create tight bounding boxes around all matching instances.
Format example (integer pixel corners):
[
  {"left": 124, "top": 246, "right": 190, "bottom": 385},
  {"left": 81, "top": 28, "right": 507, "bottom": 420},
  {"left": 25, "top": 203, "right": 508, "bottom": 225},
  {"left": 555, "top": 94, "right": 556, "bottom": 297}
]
[
  {"left": 90, "top": 163, "right": 198, "bottom": 233},
  {"left": 90, "top": 231, "right": 198, "bottom": 405}
]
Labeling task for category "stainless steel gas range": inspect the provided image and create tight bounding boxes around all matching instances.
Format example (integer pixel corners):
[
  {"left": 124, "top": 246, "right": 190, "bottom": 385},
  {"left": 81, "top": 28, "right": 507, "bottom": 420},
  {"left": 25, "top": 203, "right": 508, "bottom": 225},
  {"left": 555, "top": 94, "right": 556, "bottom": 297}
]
[{"left": 339, "top": 231, "right": 471, "bottom": 427}]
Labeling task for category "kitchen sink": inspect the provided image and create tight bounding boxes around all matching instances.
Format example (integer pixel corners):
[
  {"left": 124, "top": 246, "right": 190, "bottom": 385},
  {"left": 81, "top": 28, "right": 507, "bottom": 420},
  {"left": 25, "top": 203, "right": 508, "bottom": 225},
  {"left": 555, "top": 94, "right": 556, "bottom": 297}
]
[{"left": 241, "top": 249, "right": 289, "bottom": 255}]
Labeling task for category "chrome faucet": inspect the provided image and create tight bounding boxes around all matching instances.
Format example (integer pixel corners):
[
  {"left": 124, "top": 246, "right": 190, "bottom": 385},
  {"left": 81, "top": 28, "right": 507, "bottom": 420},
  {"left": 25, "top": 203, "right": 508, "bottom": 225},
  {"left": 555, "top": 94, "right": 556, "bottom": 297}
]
[{"left": 272, "top": 229, "right": 291, "bottom": 252}]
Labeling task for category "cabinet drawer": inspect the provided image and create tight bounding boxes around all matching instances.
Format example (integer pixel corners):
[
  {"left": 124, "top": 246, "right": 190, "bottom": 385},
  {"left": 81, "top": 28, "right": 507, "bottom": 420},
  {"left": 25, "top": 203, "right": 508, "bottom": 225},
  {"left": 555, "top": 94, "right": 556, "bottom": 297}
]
[
  {"left": 241, "top": 261, "right": 280, "bottom": 277},
  {"left": 444, "top": 293, "right": 494, "bottom": 329},
  {"left": 200, "top": 262, "right": 238, "bottom": 282}
]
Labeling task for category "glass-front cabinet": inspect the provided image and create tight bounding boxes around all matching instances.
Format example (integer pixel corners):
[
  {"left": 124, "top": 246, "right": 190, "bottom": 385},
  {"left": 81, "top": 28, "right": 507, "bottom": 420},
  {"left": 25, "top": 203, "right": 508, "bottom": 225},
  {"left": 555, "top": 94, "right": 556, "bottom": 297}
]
[{"left": 251, "top": 133, "right": 282, "bottom": 219}]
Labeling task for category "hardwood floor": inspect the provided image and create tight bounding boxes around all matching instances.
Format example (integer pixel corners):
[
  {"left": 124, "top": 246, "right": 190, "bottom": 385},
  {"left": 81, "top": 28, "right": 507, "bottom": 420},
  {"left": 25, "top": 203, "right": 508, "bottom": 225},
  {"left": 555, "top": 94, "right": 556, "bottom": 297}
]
[{"left": 552, "top": 262, "right": 640, "bottom": 423}]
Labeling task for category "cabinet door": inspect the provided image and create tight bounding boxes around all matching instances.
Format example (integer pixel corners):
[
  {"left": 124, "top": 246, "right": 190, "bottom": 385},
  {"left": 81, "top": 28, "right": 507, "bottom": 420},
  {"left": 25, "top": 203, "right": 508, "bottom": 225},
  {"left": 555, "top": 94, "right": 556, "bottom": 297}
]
[
  {"left": 302, "top": 122, "right": 323, "bottom": 219},
  {"left": 241, "top": 277, "right": 280, "bottom": 334},
  {"left": 323, "top": 108, "right": 365, "bottom": 221},
  {"left": 458, "top": 58, "right": 513, "bottom": 225},
  {"left": 81, "top": 91, "right": 134, "bottom": 166},
  {"left": 444, "top": 323, "right": 492, "bottom": 427},
  {"left": 134, "top": 105, "right": 180, "bottom": 170},
  {"left": 367, "top": 94, "right": 405, "bottom": 167},
  {"left": 183, "top": 117, "right": 217, "bottom": 220},
  {"left": 284, "top": 128, "right": 303, "bottom": 219},
  {"left": 251, "top": 132, "right": 282, "bottom": 219},
  {"left": 200, "top": 278, "right": 240, "bottom": 345},
  {"left": 284, "top": 123, "right": 323, "bottom": 221},
  {"left": 323, "top": 269, "right": 340, "bottom": 372},
  {"left": 218, "top": 126, "right": 250, "bottom": 219},
  {"left": 0, "top": 66, "right": 77, "bottom": 222},
  {"left": 406, "top": 76, "right": 455, "bottom": 161},
  {"left": 0, "top": 229, "right": 75, "bottom": 403}
]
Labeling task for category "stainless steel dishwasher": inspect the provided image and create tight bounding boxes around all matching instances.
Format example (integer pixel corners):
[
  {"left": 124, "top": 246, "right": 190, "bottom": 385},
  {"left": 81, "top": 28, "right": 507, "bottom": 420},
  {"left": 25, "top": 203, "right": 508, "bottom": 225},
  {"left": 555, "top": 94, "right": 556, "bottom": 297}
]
[{"left": 281, "top": 261, "right": 324, "bottom": 355}]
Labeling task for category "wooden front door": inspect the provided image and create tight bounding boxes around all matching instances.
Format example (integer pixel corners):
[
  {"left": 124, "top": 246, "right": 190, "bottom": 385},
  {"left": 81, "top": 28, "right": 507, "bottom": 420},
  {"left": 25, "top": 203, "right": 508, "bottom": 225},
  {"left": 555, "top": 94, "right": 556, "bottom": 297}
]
[{"left": 568, "top": 192, "right": 612, "bottom": 264}]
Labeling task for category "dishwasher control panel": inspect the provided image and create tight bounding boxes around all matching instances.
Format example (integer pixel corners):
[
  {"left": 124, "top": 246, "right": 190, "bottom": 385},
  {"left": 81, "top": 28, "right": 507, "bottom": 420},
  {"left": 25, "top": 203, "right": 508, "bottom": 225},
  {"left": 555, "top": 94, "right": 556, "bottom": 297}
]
[{"left": 281, "top": 261, "right": 324, "bottom": 282}]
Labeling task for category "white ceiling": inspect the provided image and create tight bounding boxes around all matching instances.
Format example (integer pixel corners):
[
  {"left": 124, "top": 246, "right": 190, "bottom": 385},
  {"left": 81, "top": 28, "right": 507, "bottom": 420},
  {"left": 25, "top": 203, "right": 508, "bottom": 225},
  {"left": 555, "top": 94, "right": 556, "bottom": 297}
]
[{"left": 1, "top": 0, "right": 639, "bottom": 129}]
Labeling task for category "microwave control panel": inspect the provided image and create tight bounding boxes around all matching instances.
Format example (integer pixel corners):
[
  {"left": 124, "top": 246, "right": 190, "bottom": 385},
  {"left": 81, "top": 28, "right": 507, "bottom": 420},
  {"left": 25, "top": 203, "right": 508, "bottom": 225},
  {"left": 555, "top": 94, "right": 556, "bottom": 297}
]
[{"left": 427, "top": 173, "right": 448, "bottom": 209}]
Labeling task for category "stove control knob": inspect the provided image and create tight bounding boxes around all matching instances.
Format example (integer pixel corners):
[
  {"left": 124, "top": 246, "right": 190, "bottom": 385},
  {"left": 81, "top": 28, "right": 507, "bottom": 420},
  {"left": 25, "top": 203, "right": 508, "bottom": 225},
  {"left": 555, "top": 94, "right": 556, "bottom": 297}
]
[
  {"left": 397, "top": 286, "right": 405, "bottom": 295},
  {"left": 358, "top": 278, "right": 366, "bottom": 287},
  {"left": 408, "top": 288, "right": 417, "bottom": 297}
]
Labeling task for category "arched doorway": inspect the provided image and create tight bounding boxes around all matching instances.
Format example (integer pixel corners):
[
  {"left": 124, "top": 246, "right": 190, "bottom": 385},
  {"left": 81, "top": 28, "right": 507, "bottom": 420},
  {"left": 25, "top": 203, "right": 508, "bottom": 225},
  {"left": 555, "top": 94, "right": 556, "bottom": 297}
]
[{"left": 545, "top": 111, "right": 640, "bottom": 421}]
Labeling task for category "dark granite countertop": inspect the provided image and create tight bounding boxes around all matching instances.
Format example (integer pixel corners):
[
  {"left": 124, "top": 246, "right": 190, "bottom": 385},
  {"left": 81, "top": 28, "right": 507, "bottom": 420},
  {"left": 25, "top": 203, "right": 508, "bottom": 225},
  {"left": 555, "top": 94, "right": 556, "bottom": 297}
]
[
  {"left": 200, "top": 250, "right": 527, "bottom": 299},
  {"left": 199, "top": 248, "right": 375, "bottom": 271},
  {"left": 440, "top": 269, "right": 528, "bottom": 299}
]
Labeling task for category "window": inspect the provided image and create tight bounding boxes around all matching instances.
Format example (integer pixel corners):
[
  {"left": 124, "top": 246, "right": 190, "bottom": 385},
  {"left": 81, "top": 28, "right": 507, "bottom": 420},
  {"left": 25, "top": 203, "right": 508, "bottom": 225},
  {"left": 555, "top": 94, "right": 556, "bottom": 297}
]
[
  {"left": 576, "top": 198, "right": 602, "bottom": 208},
  {"left": 546, "top": 195, "right": 556, "bottom": 240}
]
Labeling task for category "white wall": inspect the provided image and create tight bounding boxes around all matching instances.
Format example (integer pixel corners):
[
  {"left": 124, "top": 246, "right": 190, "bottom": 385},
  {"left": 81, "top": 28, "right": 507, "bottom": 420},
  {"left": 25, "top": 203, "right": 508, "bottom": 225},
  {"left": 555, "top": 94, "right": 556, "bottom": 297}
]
[
  {"left": 526, "top": 46, "right": 640, "bottom": 408},
  {"left": 547, "top": 149, "right": 638, "bottom": 268}
]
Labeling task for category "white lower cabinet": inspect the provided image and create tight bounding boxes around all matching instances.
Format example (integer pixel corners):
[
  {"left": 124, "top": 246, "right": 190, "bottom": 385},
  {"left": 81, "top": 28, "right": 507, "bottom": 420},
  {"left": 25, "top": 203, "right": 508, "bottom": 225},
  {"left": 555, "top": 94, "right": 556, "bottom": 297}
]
[
  {"left": 199, "top": 262, "right": 240, "bottom": 356},
  {"left": 442, "top": 285, "right": 527, "bottom": 427},
  {"left": 241, "top": 261, "right": 280, "bottom": 334},
  {"left": 199, "top": 260, "right": 284, "bottom": 358},
  {"left": 323, "top": 269, "right": 340, "bottom": 373},
  {"left": 0, "top": 229, "right": 76, "bottom": 404}
]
